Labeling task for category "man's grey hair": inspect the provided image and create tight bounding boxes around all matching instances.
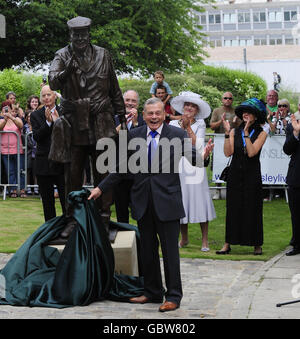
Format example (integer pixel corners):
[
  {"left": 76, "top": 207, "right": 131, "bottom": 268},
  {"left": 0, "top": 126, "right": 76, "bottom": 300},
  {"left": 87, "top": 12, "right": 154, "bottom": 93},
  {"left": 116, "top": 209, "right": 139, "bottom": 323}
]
[
  {"left": 123, "top": 89, "right": 139, "bottom": 105},
  {"left": 143, "top": 97, "right": 164, "bottom": 112}
]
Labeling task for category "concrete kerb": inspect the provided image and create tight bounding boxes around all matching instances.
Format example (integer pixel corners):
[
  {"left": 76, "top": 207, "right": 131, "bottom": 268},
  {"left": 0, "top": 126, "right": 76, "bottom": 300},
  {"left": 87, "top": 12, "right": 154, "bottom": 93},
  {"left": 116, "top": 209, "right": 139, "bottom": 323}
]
[{"left": 230, "top": 249, "right": 288, "bottom": 319}]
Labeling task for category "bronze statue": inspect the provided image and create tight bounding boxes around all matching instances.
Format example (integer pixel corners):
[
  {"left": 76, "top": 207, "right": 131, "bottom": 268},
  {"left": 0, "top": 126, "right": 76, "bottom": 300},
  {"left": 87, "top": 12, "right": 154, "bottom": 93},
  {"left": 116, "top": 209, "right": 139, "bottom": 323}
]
[{"left": 48, "top": 16, "right": 126, "bottom": 241}]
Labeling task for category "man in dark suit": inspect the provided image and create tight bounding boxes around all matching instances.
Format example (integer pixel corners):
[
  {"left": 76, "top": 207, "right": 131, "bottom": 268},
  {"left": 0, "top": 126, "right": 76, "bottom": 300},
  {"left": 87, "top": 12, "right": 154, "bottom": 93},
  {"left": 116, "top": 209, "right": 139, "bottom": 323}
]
[
  {"left": 31, "top": 85, "right": 65, "bottom": 221},
  {"left": 283, "top": 114, "right": 300, "bottom": 256},
  {"left": 114, "top": 90, "right": 145, "bottom": 223},
  {"left": 89, "top": 97, "right": 213, "bottom": 312}
]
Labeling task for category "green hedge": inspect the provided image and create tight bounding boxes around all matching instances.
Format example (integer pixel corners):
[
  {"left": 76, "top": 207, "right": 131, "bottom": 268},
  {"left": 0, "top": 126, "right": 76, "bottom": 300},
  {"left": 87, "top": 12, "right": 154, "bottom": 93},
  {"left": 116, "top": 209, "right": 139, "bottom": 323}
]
[
  {"left": 0, "top": 69, "right": 42, "bottom": 109},
  {"left": 1, "top": 65, "right": 269, "bottom": 117}
]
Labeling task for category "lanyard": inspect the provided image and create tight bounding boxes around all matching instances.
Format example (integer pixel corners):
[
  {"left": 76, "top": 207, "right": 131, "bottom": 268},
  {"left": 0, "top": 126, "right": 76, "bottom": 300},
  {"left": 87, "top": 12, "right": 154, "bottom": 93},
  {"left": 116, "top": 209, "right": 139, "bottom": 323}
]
[{"left": 241, "top": 129, "right": 255, "bottom": 148}]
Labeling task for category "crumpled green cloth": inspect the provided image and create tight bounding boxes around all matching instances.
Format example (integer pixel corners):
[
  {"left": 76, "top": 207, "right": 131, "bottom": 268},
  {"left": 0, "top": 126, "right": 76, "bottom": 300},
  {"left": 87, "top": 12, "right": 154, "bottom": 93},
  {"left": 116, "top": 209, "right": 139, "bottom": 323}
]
[{"left": 0, "top": 189, "right": 144, "bottom": 308}]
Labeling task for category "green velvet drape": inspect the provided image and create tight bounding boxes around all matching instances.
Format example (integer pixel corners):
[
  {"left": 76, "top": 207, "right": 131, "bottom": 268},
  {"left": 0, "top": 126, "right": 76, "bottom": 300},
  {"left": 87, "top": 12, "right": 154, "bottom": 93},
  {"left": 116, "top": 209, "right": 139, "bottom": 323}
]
[{"left": 0, "top": 189, "right": 143, "bottom": 308}]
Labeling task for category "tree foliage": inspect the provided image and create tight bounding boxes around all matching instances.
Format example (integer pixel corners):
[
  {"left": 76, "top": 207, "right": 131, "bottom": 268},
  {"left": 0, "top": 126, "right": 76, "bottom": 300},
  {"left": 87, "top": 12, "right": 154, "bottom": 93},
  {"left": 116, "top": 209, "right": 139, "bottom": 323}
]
[{"left": 0, "top": 0, "right": 211, "bottom": 75}]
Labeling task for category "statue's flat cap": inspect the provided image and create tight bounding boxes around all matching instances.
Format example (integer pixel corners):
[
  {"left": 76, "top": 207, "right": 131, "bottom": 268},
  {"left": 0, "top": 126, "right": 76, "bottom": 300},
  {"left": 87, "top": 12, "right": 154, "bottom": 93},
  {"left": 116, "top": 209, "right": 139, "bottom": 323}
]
[{"left": 67, "top": 16, "right": 91, "bottom": 30}]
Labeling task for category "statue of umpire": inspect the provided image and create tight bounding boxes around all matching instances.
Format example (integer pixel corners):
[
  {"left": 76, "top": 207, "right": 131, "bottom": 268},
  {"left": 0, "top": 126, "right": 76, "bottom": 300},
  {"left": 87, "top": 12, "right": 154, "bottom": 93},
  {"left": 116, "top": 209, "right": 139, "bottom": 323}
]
[{"left": 48, "top": 16, "right": 126, "bottom": 242}]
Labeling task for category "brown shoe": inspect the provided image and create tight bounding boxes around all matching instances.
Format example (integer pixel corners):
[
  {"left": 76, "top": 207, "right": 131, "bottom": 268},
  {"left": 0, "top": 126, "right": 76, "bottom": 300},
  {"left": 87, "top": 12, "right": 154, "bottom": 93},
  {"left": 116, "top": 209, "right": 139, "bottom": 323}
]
[
  {"left": 159, "top": 301, "right": 179, "bottom": 312},
  {"left": 129, "top": 295, "right": 162, "bottom": 304},
  {"left": 129, "top": 295, "right": 151, "bottom": 304}
]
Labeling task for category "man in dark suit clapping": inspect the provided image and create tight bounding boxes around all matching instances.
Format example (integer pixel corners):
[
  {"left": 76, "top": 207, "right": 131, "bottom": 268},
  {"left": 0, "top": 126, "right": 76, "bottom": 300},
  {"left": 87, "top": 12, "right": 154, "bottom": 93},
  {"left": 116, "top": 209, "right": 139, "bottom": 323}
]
[
  {"left": 283, "top": 114, "right": 300, "bottom": 256},
  {"left": 89, "top": 97, "right": 213, "bottom": 312},
  {"left": 30, "top": 85, "right": 66, "bottom": 221}
]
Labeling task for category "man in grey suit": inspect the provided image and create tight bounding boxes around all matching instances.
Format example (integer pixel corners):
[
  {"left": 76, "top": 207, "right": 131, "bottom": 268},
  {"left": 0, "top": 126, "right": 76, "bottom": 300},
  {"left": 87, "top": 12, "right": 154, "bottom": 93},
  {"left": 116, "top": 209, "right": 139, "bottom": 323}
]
[{"left": 89, "top": 97, "right": 213, "bottom": 312}]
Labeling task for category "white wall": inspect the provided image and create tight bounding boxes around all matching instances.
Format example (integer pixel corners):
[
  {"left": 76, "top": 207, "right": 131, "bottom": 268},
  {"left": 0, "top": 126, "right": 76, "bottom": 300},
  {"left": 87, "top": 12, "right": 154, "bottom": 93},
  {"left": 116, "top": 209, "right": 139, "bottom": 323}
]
[{"left": 204, "top": 59, "right": 300, "bottom": 92}]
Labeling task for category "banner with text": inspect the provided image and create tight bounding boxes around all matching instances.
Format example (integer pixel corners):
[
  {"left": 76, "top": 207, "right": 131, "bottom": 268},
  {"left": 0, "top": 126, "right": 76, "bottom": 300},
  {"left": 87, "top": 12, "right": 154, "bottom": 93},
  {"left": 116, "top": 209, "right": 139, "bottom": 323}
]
[{"left": 212, "top": 134, "right": 289, "bottom": 185}]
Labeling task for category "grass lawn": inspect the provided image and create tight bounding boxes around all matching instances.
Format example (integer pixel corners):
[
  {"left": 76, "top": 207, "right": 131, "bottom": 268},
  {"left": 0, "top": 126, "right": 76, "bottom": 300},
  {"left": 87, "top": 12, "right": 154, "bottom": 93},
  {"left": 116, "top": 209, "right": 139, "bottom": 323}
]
[{"left": 0, "top": 195, "right": 291, "bottom": 261}]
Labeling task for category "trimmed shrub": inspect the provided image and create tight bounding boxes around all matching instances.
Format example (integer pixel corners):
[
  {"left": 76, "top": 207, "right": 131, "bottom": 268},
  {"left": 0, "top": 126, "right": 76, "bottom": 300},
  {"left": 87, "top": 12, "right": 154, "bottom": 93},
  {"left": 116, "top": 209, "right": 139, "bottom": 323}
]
[{"left": 0, "top": 69, "right": 42, "bottom": 109}]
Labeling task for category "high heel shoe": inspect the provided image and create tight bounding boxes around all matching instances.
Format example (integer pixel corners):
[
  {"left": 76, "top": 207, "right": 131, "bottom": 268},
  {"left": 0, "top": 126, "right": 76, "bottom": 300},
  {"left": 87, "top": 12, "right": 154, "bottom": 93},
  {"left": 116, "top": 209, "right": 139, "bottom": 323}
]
[{"left": 216, "top": 246, "right": 231, "bottom": 255}]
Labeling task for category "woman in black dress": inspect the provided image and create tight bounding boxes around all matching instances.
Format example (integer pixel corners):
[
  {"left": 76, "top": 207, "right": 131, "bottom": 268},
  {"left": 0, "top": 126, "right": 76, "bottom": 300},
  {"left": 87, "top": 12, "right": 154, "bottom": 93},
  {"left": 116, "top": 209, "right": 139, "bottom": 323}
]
[{"left": 216, "top": 98, "right": 268, "bottom": 255}]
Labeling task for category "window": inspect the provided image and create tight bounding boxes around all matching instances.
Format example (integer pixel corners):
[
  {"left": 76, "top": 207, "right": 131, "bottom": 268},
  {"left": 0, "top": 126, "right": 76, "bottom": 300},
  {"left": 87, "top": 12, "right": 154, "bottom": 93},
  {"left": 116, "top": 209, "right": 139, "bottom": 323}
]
[
  {"left": 268, "top": 11, "right": 282, "bottom": 22},
  {"left": 285, "top": 38, "right": 294, "bottom": 45},
  {"left": 254, "top": 37, "right": 267, "bottom": 45},
  {"left": 253, "top": 12, "right": 266, "bottom": 23},
  {"left": 284, "top": 11, "right": 297, "bottom": 22},
  {"left": 240, "top": 39, "right": 252, "bottom": 46},
  {"left": 209, "top": 14, "right": 221, "bottom": 24},
  {"left": 238, "top": 12, "right": 250, "bottom": 23},
  {"left": 223, "top": 13, "right": 237, "bottom": 24},
  {"left": 200, "top": 15, "right": 206, "bottom": 25},
  {"left": 270, "top": 38, "right": 283, "bottom": 45}
]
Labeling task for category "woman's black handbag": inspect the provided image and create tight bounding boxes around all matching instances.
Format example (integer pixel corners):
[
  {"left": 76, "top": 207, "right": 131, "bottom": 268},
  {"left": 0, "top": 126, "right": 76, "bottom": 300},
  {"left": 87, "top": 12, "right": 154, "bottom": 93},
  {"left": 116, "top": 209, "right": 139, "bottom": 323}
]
[{"left": 219, "top": 157, "right": 232, "bottom": 182}]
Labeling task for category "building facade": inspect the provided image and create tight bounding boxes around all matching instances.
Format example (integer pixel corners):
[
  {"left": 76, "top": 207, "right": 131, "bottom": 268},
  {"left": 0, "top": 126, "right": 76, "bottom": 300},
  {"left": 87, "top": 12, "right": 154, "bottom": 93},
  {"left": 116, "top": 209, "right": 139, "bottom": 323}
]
[{"left": 196, "top": 0, "right": 300, "bottom": 48}]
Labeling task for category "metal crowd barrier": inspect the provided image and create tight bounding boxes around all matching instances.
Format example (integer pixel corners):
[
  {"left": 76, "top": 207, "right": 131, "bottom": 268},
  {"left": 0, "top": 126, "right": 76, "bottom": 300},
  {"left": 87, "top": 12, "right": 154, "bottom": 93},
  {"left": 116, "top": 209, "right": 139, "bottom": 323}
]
[
  {"left": 0, "top": 130, "right": 290, "bottom": 202},
  {"left": 0, "top": 130, "right": 22, "bottom": 200}
]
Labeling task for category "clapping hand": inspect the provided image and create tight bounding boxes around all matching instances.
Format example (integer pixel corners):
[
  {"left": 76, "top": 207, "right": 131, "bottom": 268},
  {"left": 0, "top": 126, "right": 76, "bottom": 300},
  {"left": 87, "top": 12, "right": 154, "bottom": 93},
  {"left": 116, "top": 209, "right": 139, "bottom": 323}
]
[
  {"left": 182, "top": 115, "right": 191, "bottom": 130},
  {"left": 291, "top": 114, "right": 300, "bottom": 137},
  {"left": 244, "top": 116, "right": 251, "bottom": 134},
  {"left": 203, "top": 138, "right": 214, "bottom": 159},
  {"left": 45, "top": 107, "right": 59, "bottom": 123},
  {"left": 222, "top": 113, "right": 231, "bottom": 134}
]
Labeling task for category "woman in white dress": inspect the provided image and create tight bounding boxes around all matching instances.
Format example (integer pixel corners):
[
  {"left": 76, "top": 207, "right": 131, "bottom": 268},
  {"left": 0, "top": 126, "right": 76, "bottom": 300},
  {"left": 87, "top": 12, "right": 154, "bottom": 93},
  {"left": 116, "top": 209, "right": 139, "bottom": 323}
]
[{"left": 170, "top": 92, "right": 216, "bottom": 251}]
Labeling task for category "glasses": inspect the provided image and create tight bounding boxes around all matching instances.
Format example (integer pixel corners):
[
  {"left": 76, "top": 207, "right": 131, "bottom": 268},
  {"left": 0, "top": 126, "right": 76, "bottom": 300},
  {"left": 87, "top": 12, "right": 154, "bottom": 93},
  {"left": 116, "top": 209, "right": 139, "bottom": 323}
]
[
  {"left": 223, "top": 97, "right": 233, "bottom": 100},
  {"left": 278, "top": 105, "right": 288, "bottom": 108}
]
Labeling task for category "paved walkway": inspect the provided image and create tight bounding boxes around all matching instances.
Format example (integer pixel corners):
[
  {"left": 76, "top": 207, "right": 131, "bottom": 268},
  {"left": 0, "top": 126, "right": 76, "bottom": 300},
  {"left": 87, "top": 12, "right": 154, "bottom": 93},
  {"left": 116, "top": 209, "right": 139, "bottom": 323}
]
[{"left": 0, "top": 249, "right": 299, "bottom": 319}]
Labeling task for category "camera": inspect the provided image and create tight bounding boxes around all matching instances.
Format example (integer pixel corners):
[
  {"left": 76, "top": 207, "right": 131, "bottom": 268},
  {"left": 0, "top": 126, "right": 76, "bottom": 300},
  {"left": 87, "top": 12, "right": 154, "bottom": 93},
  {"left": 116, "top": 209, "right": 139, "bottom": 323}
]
[
  {"left": 43, "top": 74, "right": 47, "bottom": 84},
  {"left": 4, "top": 106, "right": 8, "bottom": 113}
]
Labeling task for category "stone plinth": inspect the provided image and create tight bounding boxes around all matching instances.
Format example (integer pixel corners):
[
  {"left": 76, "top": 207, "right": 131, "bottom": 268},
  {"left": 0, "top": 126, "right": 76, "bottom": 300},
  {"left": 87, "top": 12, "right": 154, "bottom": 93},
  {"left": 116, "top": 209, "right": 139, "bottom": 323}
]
[{"left": 48, "top": 230, "right": 139, "bottom": 277}]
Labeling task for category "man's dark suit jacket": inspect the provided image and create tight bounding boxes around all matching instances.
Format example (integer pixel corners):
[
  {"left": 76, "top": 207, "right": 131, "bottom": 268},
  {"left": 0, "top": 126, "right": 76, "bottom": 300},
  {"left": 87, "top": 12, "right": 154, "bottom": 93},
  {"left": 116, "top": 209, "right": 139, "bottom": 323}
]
[
  {"left": 283, "top": 123, "right": 300, "bottom": 187},
  {"left": 30, "top": 106, "right": 64, "bottom": 176},
  {"left": 114, "top": 114, "right": 145, "bottom": 129},
  {"left": 99, "top": 122, "right": 202, "bottom": 222}
]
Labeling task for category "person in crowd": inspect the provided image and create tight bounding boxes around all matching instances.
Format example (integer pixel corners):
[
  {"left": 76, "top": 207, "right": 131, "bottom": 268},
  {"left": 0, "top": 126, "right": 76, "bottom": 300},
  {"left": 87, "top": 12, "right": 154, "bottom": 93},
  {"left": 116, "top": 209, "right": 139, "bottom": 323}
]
[
  {"left": 210, "top": 92, "right": 239, "bottom": 133},
  {"left": 170, "top": 91, "right": 216, "bottom": 251},
  {"left": 114, "top": 89, "right": 145, "bottom": 223},
  {"left": 263, "top": 89, "right": 279, "bottom": 201},
  {"left": 88, "top": 97, "right": 214, "bottom": 312},
  {"left": 273, "top": 72, "right": 281, "bottom": 92},
  {"left": 23, "top": 95, "right": 41, "bottom": 195},
  {"left": 210, "top": 92, "right": 241, "bottom": 200},
  {"left": 26, "top": 95, "right": 41, "bottom": 114},
  {"left": 0, "top": 100, "right": 26, "bottom": 197},
  {"left": 23, "top": 111, "right": 38, "bottom": 196},
  {"left": 216, "top": 98, "right": 267, "bottom": 256},
  {"left": 115, "top": 90, "right": 144, "bottom": 132},
  {"left": 150, "top": 70, "right": 172, "bottom": 105},
  {"left": 155, "top": 85, "right": 180, "bottom": 124},
  {"left": 294, "top": 97, "right": 300, "bottom": 120},
  {"left": 266, "top": 89, "right": 278, "bottom": 116},
  {"left": 6, "top": 91, "right": 25, "bottom": 119},
  {"left": 30, "top": 85, "right": 65, "bottom": 221},
  {"left": 267, "top": 98, "right": 291, "bottom": 135},
  {"left": 283, "top": 114, "right": 300, "bottom": 256}
]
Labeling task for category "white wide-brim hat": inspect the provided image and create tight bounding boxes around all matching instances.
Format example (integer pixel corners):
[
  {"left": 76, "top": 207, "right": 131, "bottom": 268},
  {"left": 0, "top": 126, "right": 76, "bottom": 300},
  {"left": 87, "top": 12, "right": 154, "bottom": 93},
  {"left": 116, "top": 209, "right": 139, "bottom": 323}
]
[{"left": 170, "top": 91, "right": 211, "bottom": 120}]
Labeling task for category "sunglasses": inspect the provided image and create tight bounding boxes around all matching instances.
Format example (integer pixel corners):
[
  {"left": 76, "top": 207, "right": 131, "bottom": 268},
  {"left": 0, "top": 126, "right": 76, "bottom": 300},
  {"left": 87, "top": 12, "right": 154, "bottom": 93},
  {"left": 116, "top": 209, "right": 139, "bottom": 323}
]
[
  {"left": 223, "top": 97, "right": 233, "bottom": 100},
  {"left": 278, "top": 105, "right": 288, "bottom": 108}
]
